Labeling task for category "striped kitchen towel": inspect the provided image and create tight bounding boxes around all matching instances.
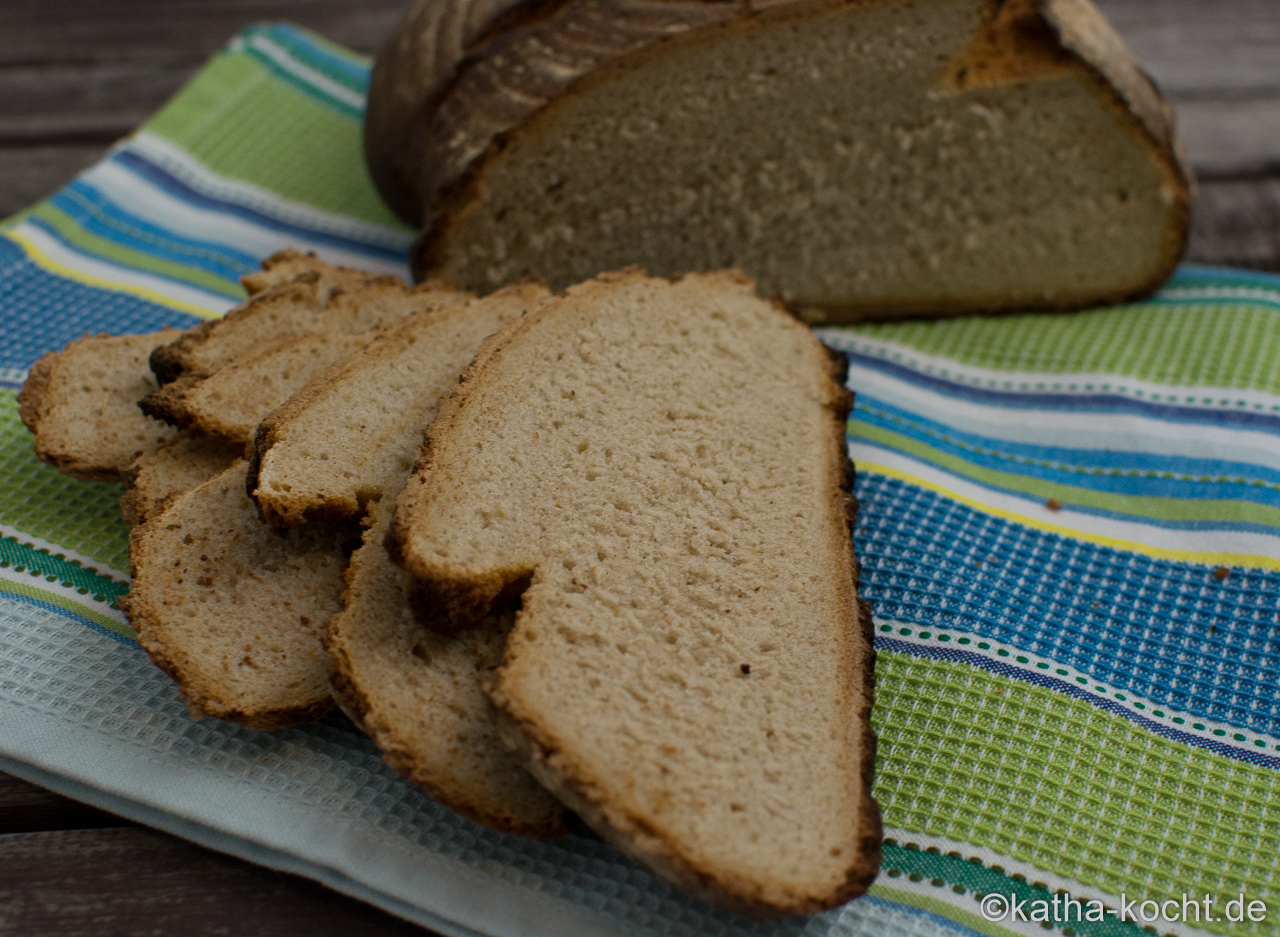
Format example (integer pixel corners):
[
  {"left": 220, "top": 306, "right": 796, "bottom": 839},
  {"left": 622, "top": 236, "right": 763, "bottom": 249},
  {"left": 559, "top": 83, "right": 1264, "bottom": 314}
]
[{"left": 0, "top": 21, "right": 1276, "bottom": 937}]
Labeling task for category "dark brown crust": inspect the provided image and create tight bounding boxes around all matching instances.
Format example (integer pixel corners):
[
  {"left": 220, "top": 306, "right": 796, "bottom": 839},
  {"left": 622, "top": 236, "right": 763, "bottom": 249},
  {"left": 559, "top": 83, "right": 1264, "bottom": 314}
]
[
  {"left": 394, "top": 269, "right": 881, "bottom": 914},
  {"left": 379, "top": 0, "right": 1188, "bottom": 317},
  {"left": 120, "top": 574, "right": 335, "bottom": 731},
  {"left": 137, "top": 373, "right": 203, "bottom": 428}
]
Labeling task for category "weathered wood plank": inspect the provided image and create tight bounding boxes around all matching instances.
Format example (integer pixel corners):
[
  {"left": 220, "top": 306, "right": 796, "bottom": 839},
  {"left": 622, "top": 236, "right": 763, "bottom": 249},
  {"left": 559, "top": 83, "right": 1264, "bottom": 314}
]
[
  {"left": 1094, "top": 0, "right": 1280, "bottom": 97},
  {"left": 0, "top": 772, "right": 130, "bottom": 835},
  {"left": 0, "top": 0, "right": 416, "bottom": 147},
  {"left": 1186, "top": 177, "right": 1280, "bottom": 271},
  {"left": 1176, "top": 99, "right": 1280, "bottom": 179},
  {"left": 0, "top": 63, "right": 177, "bottom": 143},
  {"left": 0, "top": 144, "right": 107, "bottom": 218},
  {"left": 0, "top": 0, "right": 415, "bottom": 65},
  {"left": 0, "top": 827, "right": 440, "bottom": 936}
]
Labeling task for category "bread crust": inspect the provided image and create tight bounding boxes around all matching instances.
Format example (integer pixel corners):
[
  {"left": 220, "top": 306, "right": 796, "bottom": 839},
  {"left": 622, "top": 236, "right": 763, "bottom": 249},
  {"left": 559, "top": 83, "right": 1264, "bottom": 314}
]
[
  {"left": 120, "top": 548, "right": 337, "bottom": 731},
  {"left": 386, "top": 280, "right": 569, "bottom": 629},
  {"left": 372, "top": 0, "right": 1190, "bottom": 319},
  {"left": 390, "top": 267, "right": 881, "bottom": 914},
  {"left": 121, "top": 462, "right": 349, "bottom": 729},
  {"left": 324, "top": 528, "right": 569, "bottom": 838},
  {"left": 19, "top": 330, "right": 181, "bottom": 482},
  {"left": 149, "top": 268, "right": 396, "bottom": 387}
]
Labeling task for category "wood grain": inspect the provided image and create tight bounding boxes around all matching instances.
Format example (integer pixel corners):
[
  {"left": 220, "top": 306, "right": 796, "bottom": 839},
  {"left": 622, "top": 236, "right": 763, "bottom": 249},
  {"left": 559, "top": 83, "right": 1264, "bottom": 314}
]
[
  {"left": 0, "top": 0, "right": 415, "bottom": 66},
  {"left": 1187, "top": 178, "right": 1280, "bottom": 271},
  {"left": 0, "top": 0, "right": 416, "bottom": 151},
  {"left": 0, "top": 826, "right": 437, "bottom": 936},
  {"left": 0, "top": 772, "right": 130, "bottom": 836}
]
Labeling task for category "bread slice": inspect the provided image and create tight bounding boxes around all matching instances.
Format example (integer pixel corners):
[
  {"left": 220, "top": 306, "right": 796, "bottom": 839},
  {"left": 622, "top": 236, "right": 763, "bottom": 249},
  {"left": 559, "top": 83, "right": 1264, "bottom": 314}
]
[
  {"left": 142, "top": 331, "right": 375, "bottom": 444},
  {"left": 18, "top": 330, "right": 182, "bottom": 482},
  {"left": 119, "top": 433, "right": 243, "bottom": 525},
  {"left": 244, "top": 283, "right": 557, "bottom": 831},
  {"left": 149, "top": 259, "right": 470, "bottom": 387},
  {"left": 120, "top": 460, "right": 356, "bottom": 729},
  {"left": 327, "top": 501, "right": 567, "bottom": 837},
  {"left": 250, "top": 283, "right": 547, "bottom": 526},
  {"left": 240, "top": 248, "right": 334, "bottom": 296},
  {"left": 371, "top": 0, "right": 1191, "bottom": 322},
  {"left": 143, "top": 277, "right": 474, "bottom": 431},
  {"left": 390, "top": 269, "right": 880, "bottom": 915}
]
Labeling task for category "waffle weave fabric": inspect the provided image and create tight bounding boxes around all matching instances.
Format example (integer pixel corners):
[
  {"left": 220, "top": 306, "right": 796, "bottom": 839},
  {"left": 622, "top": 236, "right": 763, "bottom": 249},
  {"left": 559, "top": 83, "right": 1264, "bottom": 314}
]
[{"left": 0, "top": 22, "right": 1276, "bottom": 937}]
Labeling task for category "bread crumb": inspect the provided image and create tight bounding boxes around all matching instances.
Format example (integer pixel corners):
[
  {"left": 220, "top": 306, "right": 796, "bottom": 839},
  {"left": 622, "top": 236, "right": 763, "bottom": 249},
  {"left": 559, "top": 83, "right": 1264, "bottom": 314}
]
[
  {"left": 1213, "top": 566, "right": 1230, "bottom": 581},
  {"left": 1046, "top": 498, "right": 1063, "bottom": 511}
]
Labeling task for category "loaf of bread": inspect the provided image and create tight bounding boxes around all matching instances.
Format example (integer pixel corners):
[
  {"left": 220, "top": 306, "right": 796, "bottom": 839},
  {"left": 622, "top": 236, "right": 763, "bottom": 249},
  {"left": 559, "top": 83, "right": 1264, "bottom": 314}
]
[
  {"left": 390, "top": 269, "right": 880, "bottom": 915},
  {"left": 19, "top": 330, "right": 182, "bottom": 482},
  {"left": 368, "top": 0, "right": 1190, "bottom": 322},
  {"left": 119, "top": 433, "right": 243, "bottom": 525},
  {"left": 120, "top": 461, "right": 355, "bottom": 729},
  {"left": 250, "top": 283, "right": 546, "bottom": 525}
]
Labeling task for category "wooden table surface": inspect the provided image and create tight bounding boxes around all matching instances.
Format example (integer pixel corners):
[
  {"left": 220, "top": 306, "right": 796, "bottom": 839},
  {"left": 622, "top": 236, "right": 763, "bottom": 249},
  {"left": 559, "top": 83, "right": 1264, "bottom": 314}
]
[{"left": 2, "top": 1, "right": 1279, "bottom": 934}]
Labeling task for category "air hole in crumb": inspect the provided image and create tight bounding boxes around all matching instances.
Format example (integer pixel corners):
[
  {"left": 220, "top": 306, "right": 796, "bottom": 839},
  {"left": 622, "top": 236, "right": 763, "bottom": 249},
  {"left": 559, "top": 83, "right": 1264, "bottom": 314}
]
[{"left": 740, "top": 663, "right": 751, "bottom": 675}]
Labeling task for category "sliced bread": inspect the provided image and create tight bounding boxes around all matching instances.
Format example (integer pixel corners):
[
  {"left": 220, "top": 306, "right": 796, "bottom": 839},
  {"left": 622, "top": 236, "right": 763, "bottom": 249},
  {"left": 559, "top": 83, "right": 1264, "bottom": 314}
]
[
  {"left": 121, "top": 460, "right": 356, "bottom": 729},
  {"left": 119, "top": 433, "right": 244, "bottom": 525},
  {"left": 240, "top": 248, "right": 334, "bottom": 296},
  {"left": 371, "top": 0, "right": 1190, "bottom": 321},
  {"left": 143, "top": 277, "right": 474, "bottom": 430},
  {"left": 142, "top": 331, "right": 375, "bottom": 443},
  {"left": 149, "top": 264, "right": 469, "bottom": 387},
  {"left": 250, "top": 283, "right": 547, "bottom": 526},
  {"left": 390, "top": 269, "right": 880, "bottom": 915},
  {"left": 245, "top": 283, "right": 558, "bottom": 831},
  {"left": 327, "top": 501, "right": 567, "bottom": 837},
  {"left": 19, "top": 330, "right": 182, "bottom": 482}
]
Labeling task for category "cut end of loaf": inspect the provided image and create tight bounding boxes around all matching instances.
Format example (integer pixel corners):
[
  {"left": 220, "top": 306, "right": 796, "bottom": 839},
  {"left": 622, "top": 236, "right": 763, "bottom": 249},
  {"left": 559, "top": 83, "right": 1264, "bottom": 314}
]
[{"left": 391, "top": 0, "right": 1189, "bottom": 321}]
